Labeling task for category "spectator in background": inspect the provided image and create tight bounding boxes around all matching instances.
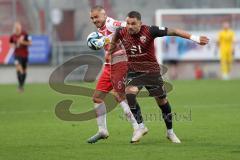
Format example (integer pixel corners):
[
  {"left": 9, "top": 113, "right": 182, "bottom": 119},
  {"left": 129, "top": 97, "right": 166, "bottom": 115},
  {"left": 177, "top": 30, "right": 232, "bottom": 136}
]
[
  {"left": 10, "top": 22, "right": 32, "bottom": 92},
  {"left": 217, "top": 21, "right": 235, "bottom": 80}
]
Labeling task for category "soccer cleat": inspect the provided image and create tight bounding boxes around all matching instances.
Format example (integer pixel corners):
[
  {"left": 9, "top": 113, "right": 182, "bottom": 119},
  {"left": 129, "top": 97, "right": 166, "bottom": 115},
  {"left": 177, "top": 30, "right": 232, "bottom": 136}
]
[
  {"left": 130, "top": 127, "right": 148, "bottom": 143},
  {"left": 87, "top": 130, "right": 109, "bottom": 144},
  {"left": 167, "top": 132, "right": 181, "bottom": 143},
  {"left": 17, "top": 86, "right": 24, "bottom": 93}
]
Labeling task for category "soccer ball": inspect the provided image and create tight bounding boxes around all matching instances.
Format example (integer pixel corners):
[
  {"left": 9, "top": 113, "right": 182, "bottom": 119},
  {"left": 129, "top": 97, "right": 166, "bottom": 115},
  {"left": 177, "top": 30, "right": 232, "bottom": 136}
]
[{"left": 87, "top": 32, "right": 105, "bottom": 50}]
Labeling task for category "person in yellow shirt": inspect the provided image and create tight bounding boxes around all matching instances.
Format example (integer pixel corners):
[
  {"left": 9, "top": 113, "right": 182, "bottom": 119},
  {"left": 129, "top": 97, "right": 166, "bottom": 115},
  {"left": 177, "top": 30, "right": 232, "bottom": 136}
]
[{"left": 217, "top": 22, "right": 235, "bottom": 80}]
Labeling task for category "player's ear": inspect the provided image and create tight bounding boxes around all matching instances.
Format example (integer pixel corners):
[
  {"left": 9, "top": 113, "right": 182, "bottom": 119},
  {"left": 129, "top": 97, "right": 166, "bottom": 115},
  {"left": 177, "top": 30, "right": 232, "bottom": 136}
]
[{"left": 101, "top": 9, "right": 107, "bottom": 18}]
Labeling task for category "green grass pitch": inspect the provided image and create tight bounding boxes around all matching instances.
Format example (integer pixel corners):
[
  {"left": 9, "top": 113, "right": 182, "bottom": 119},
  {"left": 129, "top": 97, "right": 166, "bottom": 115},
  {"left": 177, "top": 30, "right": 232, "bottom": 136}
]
[{"left": 0, "top": 80, "right": 240, "bottom": 160}]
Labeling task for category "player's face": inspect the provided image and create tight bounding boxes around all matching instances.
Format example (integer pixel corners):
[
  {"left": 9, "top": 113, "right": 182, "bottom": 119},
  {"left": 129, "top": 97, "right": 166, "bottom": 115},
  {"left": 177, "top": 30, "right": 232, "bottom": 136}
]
[
  {"left": 90, "top": 10, "right": 107, "bottom": 28},
  {"left": 13, "top": 22, "right": 22, "bottom": 35},
  {"left": 223, "top": 22, "right": 230, "bottom": 30},
  {"left": 126, "top": 17, "right": 142, "bottom": 35}
]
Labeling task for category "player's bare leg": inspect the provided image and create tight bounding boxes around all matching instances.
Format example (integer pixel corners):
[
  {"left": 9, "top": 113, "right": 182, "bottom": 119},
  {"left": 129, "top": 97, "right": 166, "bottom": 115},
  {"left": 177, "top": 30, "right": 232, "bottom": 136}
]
[
  {"left": 155, "top": 97, "right": 181, "bottom": 143},
  {"left": 221, "top": 59, "right": 229, "bottom": 80},
  {"left": 125, "top": 86, "right": 148, "bottom": 143},
  {"left": 87, "top": 90, "right": 109, "bottom": 143}
]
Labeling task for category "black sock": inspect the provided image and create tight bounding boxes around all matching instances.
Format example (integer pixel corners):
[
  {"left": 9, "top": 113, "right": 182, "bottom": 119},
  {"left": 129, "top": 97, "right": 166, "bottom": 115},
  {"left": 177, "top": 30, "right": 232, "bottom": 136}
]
[
  {"left": 17, "top": 71, "right": 21, "bottom": 87},
  {"left": 159, "top": 101, "right": 172, "bottom": 129},
  {"left": 19, "top": 74, "right": 24, "bottom": 88},
  {"left": 132, "top": 103, "right": 143, "bottom": 124},
  {"left": 22, "top": 73, "right": 26, "bottom": 86},
  {"left": 126, "top": 93, "right": 143, "bottom": 124}
]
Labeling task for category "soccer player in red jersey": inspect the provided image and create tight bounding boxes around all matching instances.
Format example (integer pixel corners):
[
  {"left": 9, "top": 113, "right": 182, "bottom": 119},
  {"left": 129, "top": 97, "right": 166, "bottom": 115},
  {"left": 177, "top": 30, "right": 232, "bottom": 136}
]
[
  {"left": 9, "top": 22, "right": 32, "bottom": 92},
  {"left": 110, "top": 11, "right": 209, "bottom": 143},
  {"left": 87, "top": 6, "right": 147, "bottom": 143}
]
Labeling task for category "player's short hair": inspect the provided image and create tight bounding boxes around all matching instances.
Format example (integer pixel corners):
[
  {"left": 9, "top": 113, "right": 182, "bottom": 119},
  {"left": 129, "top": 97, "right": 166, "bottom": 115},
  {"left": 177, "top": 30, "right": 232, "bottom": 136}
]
[
  {"left": 91, "top": 5, "right": 104, "bottom": 12},
  {"left": 127, "top": 11, "right": 141, "bottom": 21}
]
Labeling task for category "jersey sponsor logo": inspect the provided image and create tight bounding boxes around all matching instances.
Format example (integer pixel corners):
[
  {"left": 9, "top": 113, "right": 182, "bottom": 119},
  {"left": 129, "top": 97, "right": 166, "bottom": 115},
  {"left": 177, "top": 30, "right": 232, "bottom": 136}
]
[
  {"left": 130, "top": 45, "right": 143, "bottom": 56},
  {"left": 113, "top": 21, "right": 122, "bottom": 27},
  {"left": 140, "top": 36, "right": 146, "bottom": 43}
]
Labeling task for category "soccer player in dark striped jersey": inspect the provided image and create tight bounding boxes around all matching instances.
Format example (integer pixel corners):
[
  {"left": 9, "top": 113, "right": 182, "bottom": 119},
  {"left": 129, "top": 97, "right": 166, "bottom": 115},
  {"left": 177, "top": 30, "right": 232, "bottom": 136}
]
[
  {"left": 110, "top": 11, "right": 209, "bottom": 143},
  {"left": 10, "top": 22, "right": 32, "bottom": 92}
]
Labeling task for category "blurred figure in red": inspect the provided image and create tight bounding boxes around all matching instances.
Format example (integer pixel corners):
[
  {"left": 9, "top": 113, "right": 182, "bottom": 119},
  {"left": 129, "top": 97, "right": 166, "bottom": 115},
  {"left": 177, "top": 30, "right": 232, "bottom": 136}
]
[
  {"left": 9, "top": 22, "right": 32, "bottom": 92},
  {"left": 194, "top": 64, "right": 204, "bottom": 79}
]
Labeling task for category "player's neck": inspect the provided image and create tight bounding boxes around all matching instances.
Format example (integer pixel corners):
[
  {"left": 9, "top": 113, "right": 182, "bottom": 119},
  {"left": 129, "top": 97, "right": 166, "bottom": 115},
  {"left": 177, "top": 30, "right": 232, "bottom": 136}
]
[
  {"left": 130, "top": 27, "right": 142, "bottom": 35},
  {"left": 15, "top": 32, "right": 21, "bottom": 36},
  {"left": 99, "top": 18, "right": 107, "bottom": 29}
]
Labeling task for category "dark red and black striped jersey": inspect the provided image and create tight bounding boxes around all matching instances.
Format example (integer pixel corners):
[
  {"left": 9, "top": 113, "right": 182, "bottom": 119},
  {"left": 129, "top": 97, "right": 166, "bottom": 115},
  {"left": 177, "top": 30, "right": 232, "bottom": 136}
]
[
  {"left": 116, "top": 25, "right": 168, "bottom": 72},
  {"left": 9, "top": 31, "right": 31, "bottom": 58}
]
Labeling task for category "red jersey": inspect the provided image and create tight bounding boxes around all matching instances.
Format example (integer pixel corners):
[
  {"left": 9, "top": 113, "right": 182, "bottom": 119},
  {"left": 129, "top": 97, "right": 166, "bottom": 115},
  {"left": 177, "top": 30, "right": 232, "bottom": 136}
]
[
  {"left": 98, "top": 17, "right": 127, "bottom": 64},
  {"left": 9, "top": 31, "right": 31, "bottom": 58},
  {"left": 117, "top": 25, "right": 168, "bottom": 72}
]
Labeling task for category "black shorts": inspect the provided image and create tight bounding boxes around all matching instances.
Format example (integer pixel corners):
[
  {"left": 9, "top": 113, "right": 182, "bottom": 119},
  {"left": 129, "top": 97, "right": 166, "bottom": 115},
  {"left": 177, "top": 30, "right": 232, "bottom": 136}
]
[
  {"left": 126, "top": 72, "right": 167, "bottom": 98},
  {"left": 14, "top": 56, "right": 28, "bottom": 69}
]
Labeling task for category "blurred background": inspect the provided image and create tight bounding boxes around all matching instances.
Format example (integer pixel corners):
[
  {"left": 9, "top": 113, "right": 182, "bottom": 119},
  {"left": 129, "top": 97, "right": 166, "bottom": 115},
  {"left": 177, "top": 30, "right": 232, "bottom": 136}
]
[{"left": 0, "top": 0, "right": 240, "bottom": 83}]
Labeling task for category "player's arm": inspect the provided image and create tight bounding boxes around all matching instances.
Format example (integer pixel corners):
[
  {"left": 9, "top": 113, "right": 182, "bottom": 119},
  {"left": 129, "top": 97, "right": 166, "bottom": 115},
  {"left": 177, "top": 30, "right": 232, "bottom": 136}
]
[
  {"left": 216, "top": 32, "right": 221, "bottom": 47},
  {"left": 109, "top": 29, "right": 121, "bottom": 55},
  {"left": 232, "top": 31, "right": 236, "bottom": 44},
  {"left": 18, "top": 35, "right": 32, "bottom": 46},
  {"left": 150, "top": 26, "right": 209, "bottom": 45},
  {"left": 9, "top": 37, "right": 16, "bottom": 48},
  {"left": 232, "top": 31, "right": 236, "bottom": 56},
  {"left": 167, "top": 28, "right": 209, "bottom": 45}
]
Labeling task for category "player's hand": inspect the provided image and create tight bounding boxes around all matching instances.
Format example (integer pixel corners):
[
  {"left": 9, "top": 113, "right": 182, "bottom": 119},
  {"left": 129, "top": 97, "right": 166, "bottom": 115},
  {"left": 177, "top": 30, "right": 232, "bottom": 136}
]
[
  {"left": 104, "top": 37, "right": 110, "bottom": 45},
  {"left": 199, "top": 36, "right": 209, "bottom": 45},
  {"left": 17, "top": 36, "right": 24, "bottom": 46}
]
